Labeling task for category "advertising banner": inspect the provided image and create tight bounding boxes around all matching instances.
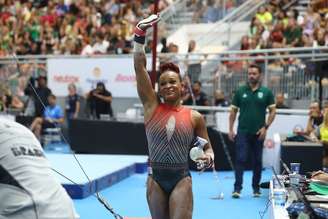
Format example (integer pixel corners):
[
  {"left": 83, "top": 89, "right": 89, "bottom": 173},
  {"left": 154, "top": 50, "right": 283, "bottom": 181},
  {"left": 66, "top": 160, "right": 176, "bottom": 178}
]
[{"left": 47, "top": 57, "right": 151, "bottom": 97}]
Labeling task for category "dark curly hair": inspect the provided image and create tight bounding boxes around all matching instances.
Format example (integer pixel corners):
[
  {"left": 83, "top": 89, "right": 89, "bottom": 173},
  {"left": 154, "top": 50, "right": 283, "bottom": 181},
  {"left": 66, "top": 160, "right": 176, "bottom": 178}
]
[{"left": 159, "top": 62, "right": 182, "bottom": 81}]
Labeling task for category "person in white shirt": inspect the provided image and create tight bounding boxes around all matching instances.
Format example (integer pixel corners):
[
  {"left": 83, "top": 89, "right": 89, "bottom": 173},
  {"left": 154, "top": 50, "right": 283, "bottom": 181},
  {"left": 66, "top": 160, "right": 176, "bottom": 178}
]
[
  {"left": 0, "top": 118, "right": 79, "bottom": 219},
  {"left": 92, "top": 32, "right": 110, "bottom": 54}
]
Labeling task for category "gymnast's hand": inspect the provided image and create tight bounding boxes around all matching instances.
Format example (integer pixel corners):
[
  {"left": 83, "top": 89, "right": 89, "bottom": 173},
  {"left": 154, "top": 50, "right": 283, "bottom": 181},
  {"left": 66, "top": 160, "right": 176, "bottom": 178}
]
[
  {"left": 196, "top": 153, "right": 214, "bottom": 169},
  {"left": 135, "top": 14, "right": 160, "bottom": 35}
]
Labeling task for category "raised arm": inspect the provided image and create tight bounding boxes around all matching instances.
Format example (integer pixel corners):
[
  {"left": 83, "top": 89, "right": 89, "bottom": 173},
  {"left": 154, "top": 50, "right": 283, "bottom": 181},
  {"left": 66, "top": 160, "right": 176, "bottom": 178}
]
[
  {"left": 133, "top": 15, "right": 160, "bottom": 119},
  {"left": 134, "top": 45, "right": 157, "bottom": 107}
]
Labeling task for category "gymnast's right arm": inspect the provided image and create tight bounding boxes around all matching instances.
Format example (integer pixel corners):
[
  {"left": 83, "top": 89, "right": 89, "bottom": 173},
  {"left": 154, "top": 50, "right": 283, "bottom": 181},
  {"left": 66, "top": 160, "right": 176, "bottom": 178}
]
[
  {"left": 133, "top": 44, "right": 157, "bottom": 112},
  {"left": 133, "top": 15, "right": 160, "bottom": 119}
]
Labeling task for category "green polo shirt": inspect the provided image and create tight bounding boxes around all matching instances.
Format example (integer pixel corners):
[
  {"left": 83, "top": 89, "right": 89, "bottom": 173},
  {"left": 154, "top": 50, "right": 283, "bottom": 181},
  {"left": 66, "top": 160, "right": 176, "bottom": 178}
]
[{"left": 231, "top": 84, "right": 275, "bottom": 134}]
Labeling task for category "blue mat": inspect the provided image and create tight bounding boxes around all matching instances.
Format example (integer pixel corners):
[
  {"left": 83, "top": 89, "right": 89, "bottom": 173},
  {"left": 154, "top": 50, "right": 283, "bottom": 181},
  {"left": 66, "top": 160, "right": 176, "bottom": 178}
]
[
  {"left": 74, "top": 169, "right": 272, "bottom": 219},
  {"left": 46, "top": 154, "right": 148, "bottom": 199}
]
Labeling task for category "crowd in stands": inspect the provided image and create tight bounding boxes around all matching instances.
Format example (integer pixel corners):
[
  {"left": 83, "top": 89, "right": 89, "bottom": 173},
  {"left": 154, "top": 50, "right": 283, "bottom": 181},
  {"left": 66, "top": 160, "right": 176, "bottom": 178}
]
[
  {"left": 189, "top": 0, "right": 246, "bottom": 23},
  {"left": 0, "top": 0, "right": 173, "bottom": 57},
  {"left": 240, "top": 0, "right": 328, "bottom": 51}
]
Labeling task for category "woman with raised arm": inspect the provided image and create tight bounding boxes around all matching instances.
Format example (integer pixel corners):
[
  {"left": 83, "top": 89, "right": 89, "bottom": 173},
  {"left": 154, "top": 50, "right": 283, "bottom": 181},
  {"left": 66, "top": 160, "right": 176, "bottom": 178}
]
[{"left": 133, "top": 15, "right": 215, "bottom": 219}]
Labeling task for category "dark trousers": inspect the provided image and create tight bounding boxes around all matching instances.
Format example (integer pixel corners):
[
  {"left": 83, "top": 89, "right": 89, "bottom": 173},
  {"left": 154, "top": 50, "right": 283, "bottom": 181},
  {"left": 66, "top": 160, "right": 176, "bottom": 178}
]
[{"left": 234, "top": 132, "right": 264, "bottom": 192}]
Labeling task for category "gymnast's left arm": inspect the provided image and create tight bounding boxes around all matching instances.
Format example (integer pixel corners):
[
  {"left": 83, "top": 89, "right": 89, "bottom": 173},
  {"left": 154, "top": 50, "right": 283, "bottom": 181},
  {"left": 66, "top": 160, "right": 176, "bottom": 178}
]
[{"left": 191, "top": 110, "right": 215, "bottom": 167}]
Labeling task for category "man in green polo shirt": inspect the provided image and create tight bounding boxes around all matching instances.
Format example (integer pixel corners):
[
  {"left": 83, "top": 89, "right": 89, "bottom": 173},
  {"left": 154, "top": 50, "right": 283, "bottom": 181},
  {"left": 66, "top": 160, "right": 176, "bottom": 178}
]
[{"left": 229, "top": 64, "right": 276, "bottom": 198}]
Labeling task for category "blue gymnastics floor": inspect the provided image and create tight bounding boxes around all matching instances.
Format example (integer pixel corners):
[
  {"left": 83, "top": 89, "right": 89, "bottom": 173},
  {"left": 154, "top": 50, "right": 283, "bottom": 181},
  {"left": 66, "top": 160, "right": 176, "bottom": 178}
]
[
  {"left": 46, "top": 152, "right": 272, "bottom": 219},
  {"left": 46, "top": 154, "right": 148, "bottom": 198},
  {"left": 73, "top": 170, "right": 272, "bottom": 219}
]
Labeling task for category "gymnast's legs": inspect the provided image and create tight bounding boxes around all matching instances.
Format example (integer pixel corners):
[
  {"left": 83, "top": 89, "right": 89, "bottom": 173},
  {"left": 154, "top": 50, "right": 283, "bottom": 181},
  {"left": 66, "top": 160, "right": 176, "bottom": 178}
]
[
  {"left": 146, "top": 175, "right": 193, "bottom": 219},
  {"left": 169, "top": 176, "right": 193, "bottom": 219},
  {"left": 146, "top": 176, "right": 169, "bottom": 219}
]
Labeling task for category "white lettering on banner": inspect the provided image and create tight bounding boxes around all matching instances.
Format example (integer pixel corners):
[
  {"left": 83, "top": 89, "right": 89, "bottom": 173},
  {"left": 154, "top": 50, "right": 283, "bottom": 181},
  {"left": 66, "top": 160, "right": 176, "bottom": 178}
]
[{"left": 47, "top": 57, "right": 150, "bottom": 97}]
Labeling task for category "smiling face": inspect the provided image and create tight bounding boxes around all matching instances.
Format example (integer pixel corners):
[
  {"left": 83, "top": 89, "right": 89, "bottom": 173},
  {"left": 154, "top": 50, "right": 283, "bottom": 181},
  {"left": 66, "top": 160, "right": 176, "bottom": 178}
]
[{"left": 158, "top": 71, "right": 183, "bottom": 104}]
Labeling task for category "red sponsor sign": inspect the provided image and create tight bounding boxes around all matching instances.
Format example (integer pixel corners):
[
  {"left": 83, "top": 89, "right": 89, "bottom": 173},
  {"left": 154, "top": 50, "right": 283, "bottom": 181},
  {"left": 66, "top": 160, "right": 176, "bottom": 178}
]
[
  {"left": 115, "top": 74, "right": 136, "bottom": 82},
  {"left": 53, "top": 75, "right": 80, "bottom": 83}
]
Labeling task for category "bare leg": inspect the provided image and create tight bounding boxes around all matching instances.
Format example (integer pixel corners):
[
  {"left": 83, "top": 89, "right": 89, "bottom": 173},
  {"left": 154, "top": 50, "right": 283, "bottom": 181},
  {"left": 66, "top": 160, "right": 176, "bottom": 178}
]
[
  {"left": 169, "top": 176, "right": 193, "bottom": 219},
  {"left": 30, "top": 117, "right": 42, "bottom": 130},
  {"left": 30, "top": 117, "right": 43, "bottom": 139},
  {"left": 146, "top": 176, "right": 169, "bottom": 219},
  {"left": 34, "top": 123, "right": 42, "bottom": 140}
]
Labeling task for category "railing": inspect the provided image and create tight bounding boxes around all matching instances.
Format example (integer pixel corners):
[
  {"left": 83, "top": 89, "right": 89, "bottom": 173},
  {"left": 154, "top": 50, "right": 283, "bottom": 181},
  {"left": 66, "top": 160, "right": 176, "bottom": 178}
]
[
  {"left": 0, "top": 47, "right": 327, "bottom": 108},
  {"left": 157, "top": 47, "right": 328, "bottom": 104},
  {"left": 196, "top": 0, "right": 266, "bottom": 48},
  {"left": 146, "top": 0, "right": 186, "bottom": 37}
]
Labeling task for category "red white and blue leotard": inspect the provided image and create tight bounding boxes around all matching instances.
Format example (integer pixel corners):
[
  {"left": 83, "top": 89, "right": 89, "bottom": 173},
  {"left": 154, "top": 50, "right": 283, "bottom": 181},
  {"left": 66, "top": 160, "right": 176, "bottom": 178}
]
[{"left": 145, "top": 103, "right": 194, "bottom": 193}]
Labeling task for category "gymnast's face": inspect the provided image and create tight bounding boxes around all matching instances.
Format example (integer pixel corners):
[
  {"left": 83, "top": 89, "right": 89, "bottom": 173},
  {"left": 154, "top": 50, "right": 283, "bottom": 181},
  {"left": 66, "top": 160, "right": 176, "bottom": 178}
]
[{"left": 158, "top": 71, "right": 182, "bottom": 103}]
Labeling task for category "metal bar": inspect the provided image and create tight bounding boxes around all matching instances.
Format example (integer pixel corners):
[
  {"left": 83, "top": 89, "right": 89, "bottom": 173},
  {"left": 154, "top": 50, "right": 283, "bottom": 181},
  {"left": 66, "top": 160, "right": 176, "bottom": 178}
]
[
  {"left": 0, "top": 47, "right": 326, "bottom": 60},
  {"left": 151, "top": 0, "right": 159, "bottom": 88}
]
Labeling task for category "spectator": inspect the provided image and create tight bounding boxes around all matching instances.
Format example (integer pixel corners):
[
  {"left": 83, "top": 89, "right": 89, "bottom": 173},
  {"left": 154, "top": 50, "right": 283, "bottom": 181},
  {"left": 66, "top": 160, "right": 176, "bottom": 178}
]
[
  {"left": 314, "top": 28, "right": 327, "bottom": 46},
  {"left": 283, "top": 18, "right": 303, "bottom": 47},
  {"left": 191, "top": 81, "right": 209, "bottom": 107},
  {"left": 182, "top": 75, "right": 194, "bottom": 105},
  {"left": 214, "top": 90, "right": 229, "bottom": 106},
  {"left": 275, "top": 92, "right": 289, "bottom": 109},
  {"left": 0, "top": 87, "right": 24, "bottom": 113},
  {"left": 203, "top": 0, "right": 220, "bottom": 23},
  {"left": 92, "top": 32, "right": 110, "bottom": 54},
  {"left": 305, "top": 101, "right": 323, "bottom": 136},
  {"left": 86, "top": 82, "right": 113, "bottom": 119},
  {"left": 249, "top": 17, "right": 262, "bottom": 37},
  {"left": 184, "top": 81, "right": 209, "bottom": 114},
  {"left": 192, "top": 0, "right": 207, "bottom": 23},
  {"left": 301, "top": 33, "right": 315, "bottom": 47},
  {"left": 302, "top": 4, "right": 321, "bottom": 36},
  {"left": 315, "top": 110, "right": 328, "bottom": 168},
  {"left": 65, "top": 83, "right": 80, "bottom": 121},
  {"left": 186, "top": 40, "right": 202, "bottom": 83},
  {"left": 0, "top": 1, "right": 173, "bottom": 57},
  {"left": 81, "top": 38, "right": 93, "bottom": 56},
  {"left": 25, "top": 75, "right": 52, "bottom": 117},
  {"left": 30, "top": 94, "right": 64, "bottom": 141},
  {"left": 255, "top": 6, "right": 272, "bottom": 27},
  {"left": 269, "top": 21, "right": 284, "bottom": 48},
  {"left": 240, "top": 35, "right": 250, "bottom": 50},
  {"left": 160, "top": 38, "right": 169, "bottom": 53}
]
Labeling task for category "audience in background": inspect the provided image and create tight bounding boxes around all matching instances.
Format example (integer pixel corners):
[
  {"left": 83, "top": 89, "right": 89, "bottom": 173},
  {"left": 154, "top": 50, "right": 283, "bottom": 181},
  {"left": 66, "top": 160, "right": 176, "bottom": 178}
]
[
  {"left": 183, "top": 81, "right": 209, "bottom": 114},
  {"left": 86, "top": 82, "right": 113, "bottom": 119},
  {"left": 190, "top": 0, "right": 246, "bottom": 23},
  {"left": 0, "top": 87, "right": 24, "bottom": 113},
  {"left": 315, "top": 110, "right": 328, "bottom": 168},
  {"left": 0, "top": 0, "right": 173, "bottom": 57},
  {"left": 306, "top": 101, "right": 323, "bottom": 136},
  {"left": 182, "top": 75, "right": 194, "bottom": 105},
  {"left": 160, "top": 38, "right": 169, "bottom": 53},
  {"left": 30, "top": 94, "right": 64, "bottom": 141},
  {"left": 240, "top": 1, "right": 328, "bottom": 51},
  {"left": 65, "top": 83, "right": 80, "bottom": 121},
  {"left": 186, "top": 40, "right": 203, "bottom": 83},
  {"left": 214, "top": 90, "right": 229, "bottom": 107},
  {"left": 25, "top": 76, "right": 52, "bottom": 117},
  {"left": 275, "top": 93, "right": 289, "bottom": 109}
]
